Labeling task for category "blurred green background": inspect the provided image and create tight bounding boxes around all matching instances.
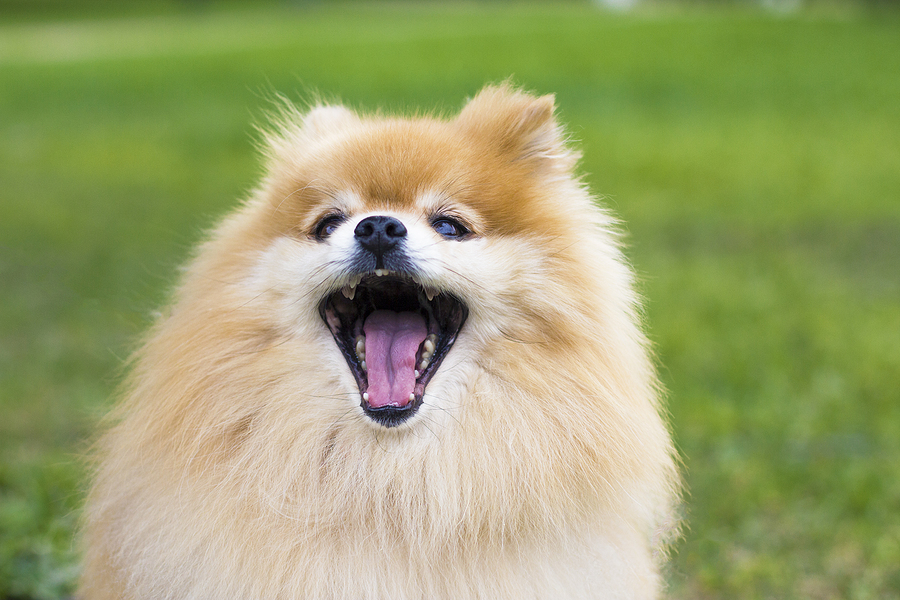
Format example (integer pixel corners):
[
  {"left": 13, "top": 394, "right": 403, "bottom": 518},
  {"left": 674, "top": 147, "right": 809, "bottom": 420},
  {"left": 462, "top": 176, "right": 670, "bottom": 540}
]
[{"left": 1, "top": 1, "right": 899, "bottom": 598}]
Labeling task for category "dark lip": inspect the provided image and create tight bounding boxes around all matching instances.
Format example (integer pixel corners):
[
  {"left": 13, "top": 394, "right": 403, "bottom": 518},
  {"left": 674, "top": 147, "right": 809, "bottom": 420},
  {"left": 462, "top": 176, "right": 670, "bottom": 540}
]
[{"left": 318, "top": 272, "right": 468, "bottom": 428}]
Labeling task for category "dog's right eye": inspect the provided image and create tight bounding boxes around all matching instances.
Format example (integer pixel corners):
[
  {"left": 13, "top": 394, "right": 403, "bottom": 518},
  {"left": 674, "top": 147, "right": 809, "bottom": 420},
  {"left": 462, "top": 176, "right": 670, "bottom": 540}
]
[{"left": 314, "top": 214, "right": 346, "bottom": 241}]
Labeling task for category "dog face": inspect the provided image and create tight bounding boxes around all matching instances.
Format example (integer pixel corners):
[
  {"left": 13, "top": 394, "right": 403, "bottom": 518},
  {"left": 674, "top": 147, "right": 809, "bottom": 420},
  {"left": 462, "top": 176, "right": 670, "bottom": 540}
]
[{"left": 240, "top": 88, "right": 591, "bottom": 430}]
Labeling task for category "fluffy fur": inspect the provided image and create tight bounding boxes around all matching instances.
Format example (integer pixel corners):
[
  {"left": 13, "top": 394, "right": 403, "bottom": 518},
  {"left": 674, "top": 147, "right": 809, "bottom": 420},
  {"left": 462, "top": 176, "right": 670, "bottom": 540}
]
[{"left": 80, "top": 84, "right": 679, "bottom": 599}]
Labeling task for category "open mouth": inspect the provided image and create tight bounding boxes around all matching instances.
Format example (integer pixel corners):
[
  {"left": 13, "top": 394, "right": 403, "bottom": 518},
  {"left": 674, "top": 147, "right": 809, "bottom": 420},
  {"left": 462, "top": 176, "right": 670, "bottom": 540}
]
[{"left": 319, "top": 271, "right": 468, "bottom": 427}]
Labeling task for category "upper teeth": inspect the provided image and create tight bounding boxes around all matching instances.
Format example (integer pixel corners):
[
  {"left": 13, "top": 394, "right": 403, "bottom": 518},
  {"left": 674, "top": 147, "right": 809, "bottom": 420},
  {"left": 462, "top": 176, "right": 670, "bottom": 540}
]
[
  {"left": 355, "top": 335, "right": 366, "bottom": 371},
  {"left": 341, "top": 276, "right": 441, "bottom": 303},
  {"left": 341, "top": 276, "right": 361, "bottom": 300},
  {"left": 418, "top": 334, "right": 438, "bottom": 372},
  {"left": 341, "top": 285, "right": 355, "bottom": 300}
]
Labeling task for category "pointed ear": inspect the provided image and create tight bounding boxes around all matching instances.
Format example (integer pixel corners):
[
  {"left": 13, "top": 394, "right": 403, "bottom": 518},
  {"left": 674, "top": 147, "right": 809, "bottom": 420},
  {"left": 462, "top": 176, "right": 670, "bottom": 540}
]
[
  {"left": 298, "top": 104, "right": 359, "bottom": 141},
  {"left": 261, "top": 101, "right": 360, "bottom": 165},
  {"left": 456, "top": 84, "right": 571, "bottom": 169}
]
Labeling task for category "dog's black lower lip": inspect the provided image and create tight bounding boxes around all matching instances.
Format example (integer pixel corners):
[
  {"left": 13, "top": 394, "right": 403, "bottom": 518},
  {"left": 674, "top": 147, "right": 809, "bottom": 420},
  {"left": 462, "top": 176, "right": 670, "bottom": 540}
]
[
  {"left": 319, "top": 273, "right": 467, "bottom": 428},
  {"left": 362, "top": 403, "right": 418, "bottom": 428}
]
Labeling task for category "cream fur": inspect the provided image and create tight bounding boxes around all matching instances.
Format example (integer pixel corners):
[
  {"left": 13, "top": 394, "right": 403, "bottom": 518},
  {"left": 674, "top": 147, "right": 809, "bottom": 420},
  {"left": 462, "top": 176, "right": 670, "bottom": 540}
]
[{"left": 80, "top": 84, "right": 680, "bottom": 599}]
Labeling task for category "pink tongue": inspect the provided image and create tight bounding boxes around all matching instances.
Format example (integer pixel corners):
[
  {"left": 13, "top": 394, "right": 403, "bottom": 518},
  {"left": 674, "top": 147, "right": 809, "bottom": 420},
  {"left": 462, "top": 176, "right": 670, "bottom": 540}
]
[{"left": 363, "top": 310, "right": 427, "bottom": 409}]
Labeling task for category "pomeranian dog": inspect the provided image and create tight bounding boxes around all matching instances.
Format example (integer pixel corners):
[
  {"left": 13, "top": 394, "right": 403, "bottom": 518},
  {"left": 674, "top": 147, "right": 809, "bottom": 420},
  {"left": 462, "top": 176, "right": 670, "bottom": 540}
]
[{"left": 80, "top": 84, "right": 679, "bottom": 599}]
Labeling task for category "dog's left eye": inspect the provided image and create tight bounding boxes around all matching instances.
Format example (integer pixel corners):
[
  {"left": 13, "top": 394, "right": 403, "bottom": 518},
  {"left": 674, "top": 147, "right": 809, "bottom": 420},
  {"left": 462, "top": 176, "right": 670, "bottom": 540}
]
[
  {"left": 314, "top": 214, "right": 346, "bottom": 241},
  {"left": 431, "top": 217, "right": 470, "bottom": 240}
]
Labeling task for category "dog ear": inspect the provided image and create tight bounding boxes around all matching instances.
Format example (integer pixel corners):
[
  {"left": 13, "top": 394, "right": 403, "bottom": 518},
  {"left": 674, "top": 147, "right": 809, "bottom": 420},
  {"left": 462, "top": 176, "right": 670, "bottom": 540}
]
[
  {"left": 456, "top": 84, "right": 570, "bottom": 169},
  {"left": 260, "top": 101, "right": 360, "bottom": 169},
  {"left": 299, "top": 105, "right": 359, "bottom": 141}
]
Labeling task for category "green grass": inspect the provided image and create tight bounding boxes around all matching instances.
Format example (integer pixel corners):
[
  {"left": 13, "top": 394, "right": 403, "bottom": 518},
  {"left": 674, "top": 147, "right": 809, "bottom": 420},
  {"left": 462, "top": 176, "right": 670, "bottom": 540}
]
[{"left": 2, "top": 3, "right": 899, "bottom": 598}]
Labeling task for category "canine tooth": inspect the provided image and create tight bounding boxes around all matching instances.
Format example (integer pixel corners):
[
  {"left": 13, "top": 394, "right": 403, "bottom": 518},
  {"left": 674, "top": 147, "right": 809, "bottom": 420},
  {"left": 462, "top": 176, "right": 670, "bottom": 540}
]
[
  {"left": 342, "top": 285, "right": 355, "bottom": 300},
  {"left": 425, "top": 288, "right": 436, "bottom": 301},
  {"left": 423, "top": 338, "right": 435, "bottom": 354}
]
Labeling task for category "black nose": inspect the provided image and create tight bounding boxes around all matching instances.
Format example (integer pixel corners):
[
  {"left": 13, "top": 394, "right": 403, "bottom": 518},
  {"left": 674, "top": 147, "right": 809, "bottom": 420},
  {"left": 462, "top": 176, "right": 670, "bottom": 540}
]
[{"left": 354, "top": 215, "right": 407, "bottom": 259}]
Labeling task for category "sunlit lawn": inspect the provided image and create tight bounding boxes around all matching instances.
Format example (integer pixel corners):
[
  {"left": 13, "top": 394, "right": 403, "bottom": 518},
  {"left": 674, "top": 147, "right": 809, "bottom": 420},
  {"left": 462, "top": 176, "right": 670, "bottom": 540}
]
[{"left": 1, "top": 3, "right": 899, "bottom": 598}]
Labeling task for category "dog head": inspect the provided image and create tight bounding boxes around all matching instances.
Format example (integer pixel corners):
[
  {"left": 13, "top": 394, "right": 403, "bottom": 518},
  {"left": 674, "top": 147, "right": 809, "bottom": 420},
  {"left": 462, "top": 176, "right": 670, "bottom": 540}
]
[{"left": 215, "top": 85, "right": 626, "bottom": 432}]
